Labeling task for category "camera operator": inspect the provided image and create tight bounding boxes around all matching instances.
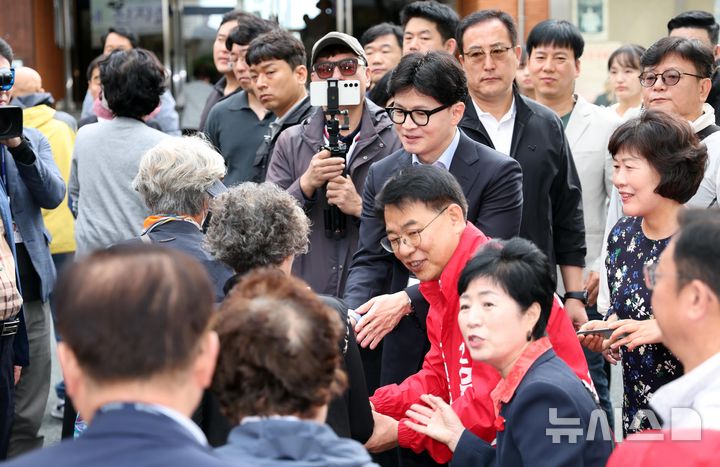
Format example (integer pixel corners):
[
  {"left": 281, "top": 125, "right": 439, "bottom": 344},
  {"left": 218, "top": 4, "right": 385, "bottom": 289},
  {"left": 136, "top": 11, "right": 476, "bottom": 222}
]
[
  {"left": 267, "top": 32, "right": 401, "bottom": 298},
  {"left": 0, "top": 38, "right": 65, "bottom": 459}
]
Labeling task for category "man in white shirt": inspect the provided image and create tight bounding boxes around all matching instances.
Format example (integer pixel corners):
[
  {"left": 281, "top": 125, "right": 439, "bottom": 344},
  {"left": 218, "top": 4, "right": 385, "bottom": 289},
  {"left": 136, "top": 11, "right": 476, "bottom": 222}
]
[{"left": 649, "top": 209, "right": 720, "bottom": 430}]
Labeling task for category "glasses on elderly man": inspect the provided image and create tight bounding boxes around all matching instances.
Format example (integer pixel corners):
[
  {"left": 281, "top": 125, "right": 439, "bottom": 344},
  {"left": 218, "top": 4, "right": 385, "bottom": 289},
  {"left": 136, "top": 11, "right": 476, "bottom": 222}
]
[
  {"left": 312, "top": 58, "right": 362, "bottom": 79},
  {"left": 638, "top": 68, "right": 705, "bottom": 87},
  {"left": 463, "top": 46, "right": 513, "bottom": 62},
  {"left": 380, "top": 206, "right": 448, "bottom": 253}
]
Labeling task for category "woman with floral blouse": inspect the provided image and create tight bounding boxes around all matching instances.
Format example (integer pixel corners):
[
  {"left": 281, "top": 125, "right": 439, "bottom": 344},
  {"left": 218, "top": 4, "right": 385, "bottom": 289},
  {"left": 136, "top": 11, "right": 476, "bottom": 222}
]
[{"left": 580, "top": 110, "right": 707, "bottom": 435}]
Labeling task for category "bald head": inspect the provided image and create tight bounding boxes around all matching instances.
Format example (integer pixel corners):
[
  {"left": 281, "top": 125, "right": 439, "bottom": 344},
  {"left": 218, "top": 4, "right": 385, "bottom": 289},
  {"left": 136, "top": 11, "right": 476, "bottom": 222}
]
[{"left": 13, "top": 67, "right": 44, "bottom": 96}]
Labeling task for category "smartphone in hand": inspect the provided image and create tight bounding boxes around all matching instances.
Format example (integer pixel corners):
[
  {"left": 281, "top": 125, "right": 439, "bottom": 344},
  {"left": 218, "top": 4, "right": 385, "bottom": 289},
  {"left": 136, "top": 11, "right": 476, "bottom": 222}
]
[{"left": 576, "top": 328, "right": 614, "bottom": 339}]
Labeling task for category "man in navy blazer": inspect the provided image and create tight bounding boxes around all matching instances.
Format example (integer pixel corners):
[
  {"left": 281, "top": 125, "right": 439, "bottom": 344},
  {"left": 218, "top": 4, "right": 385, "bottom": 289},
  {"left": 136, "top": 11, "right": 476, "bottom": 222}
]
[
  {"left": 0, "top": 38, "right": 66, "bottom": 458},
  {"left": 347, "top": 53, "right": 522, "bottom": 390},
  {"left": 4, "top": 244, "right": 235, "bottom": 467}
]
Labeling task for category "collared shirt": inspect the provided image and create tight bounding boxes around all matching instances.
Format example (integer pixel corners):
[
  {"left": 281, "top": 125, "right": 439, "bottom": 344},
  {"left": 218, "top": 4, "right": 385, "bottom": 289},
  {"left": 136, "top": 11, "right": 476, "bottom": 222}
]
[
  {"left": 490, "top": 337, "right": 552, "bottom": 418},
  {"left": 473, "top": 97, "right": 516, "bottom": 156},
  {"left": 411, "top": 128, "right": 460, "bottom": 169},
  {"left": 0, "top": 220, "right": 22, "bottom": 320},
  {"left": 204, "top": 90, "right": 274, "bottom": 187},
  {"left": 100, "top": 402, "right": 208, "bottom": 446},
  {"left": 651, "top": 350, "right": 720, "bottom": 430}
]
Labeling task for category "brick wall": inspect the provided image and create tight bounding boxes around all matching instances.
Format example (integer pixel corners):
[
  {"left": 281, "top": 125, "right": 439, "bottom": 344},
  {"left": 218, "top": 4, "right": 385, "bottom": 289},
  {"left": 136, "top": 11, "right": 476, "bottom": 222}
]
[{"left": 458, "top": 0, "right": 549, "bottom": 42}]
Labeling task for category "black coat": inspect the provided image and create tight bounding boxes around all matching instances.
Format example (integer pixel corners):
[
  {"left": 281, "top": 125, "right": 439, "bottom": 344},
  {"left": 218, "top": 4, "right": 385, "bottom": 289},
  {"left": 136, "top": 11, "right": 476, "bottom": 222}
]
[
  {"left": 251, "top": 95, "right": 315, "bottom": 182},
  {"left": 459, "top": 89, "right": 586, "bottom": 269}
]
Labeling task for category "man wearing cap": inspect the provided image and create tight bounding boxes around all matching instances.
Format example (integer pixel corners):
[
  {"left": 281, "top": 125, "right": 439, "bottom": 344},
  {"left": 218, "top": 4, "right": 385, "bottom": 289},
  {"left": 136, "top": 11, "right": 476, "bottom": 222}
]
[{"left": 267, "top": 32, "right": 401, "bottom": 298}]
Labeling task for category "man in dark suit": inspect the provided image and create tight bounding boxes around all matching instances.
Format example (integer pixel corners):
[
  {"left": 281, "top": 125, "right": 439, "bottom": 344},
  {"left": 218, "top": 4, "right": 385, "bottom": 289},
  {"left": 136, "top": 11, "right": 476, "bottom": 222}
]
[
  {"left": 346, "top": 56, "right": 521, "bottom": 466},
  {"left": 455, "top": 11, "right": 586, "bottom": 327},
  {"left": 4, "top": 245, "right": 234, "bottom": 467}
]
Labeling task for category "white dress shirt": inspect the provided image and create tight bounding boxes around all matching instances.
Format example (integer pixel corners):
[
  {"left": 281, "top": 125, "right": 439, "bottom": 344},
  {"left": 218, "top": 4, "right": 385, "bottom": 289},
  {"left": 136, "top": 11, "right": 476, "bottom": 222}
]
[{"left": 472, "top": 97, "right": 516, "bottom": 156}]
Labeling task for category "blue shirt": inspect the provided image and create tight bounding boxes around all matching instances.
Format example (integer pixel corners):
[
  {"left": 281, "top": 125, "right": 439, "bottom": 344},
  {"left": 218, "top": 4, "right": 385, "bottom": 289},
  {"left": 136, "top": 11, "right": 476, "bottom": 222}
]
[{"left": 411, "top": 128, "right": 460, "bottom": 169}]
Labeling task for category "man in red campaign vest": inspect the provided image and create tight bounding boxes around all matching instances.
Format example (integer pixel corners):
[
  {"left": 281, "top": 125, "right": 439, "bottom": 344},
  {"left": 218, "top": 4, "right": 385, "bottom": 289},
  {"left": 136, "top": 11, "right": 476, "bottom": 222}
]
[{"left": 364, "top": 165, "right": 593, "bottom": 464}]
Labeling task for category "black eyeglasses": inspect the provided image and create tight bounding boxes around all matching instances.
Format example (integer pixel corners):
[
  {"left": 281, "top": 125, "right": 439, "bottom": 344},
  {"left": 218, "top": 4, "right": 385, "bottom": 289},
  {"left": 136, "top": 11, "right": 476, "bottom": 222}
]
[
  {"left": 638, "top": 68, "right": 705, "bottom": 87},
  {"left": 380, "top": 206, "right": 449, "bottom": 253},
  {"left": 312, "top": 58, "right": 362, "bottom": 79},
  {"left": 385, "top": 104, "right": 451, "bottom": 127}
]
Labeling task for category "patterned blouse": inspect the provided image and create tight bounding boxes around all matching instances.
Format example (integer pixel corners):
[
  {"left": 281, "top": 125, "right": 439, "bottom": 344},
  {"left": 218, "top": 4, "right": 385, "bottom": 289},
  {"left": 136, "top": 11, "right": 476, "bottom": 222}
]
[{"left": 606, "top": 216, "right": 683, "bottom": 435}]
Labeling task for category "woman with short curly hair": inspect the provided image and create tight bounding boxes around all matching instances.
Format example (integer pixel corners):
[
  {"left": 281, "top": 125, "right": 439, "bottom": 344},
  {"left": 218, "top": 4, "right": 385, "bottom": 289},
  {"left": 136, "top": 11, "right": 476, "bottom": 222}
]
[
  {"left": 205, "top": 182, "right": 310, "bottom": 277},
  {"left": 205, "top": 182, "right": 374, "bottom": 445}
]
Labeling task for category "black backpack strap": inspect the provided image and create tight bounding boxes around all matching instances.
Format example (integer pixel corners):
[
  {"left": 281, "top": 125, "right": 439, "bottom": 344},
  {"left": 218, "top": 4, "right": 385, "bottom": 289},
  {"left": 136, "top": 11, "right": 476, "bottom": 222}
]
[{"left": 696, "top": 124, "right": 720, "bottom": 141}]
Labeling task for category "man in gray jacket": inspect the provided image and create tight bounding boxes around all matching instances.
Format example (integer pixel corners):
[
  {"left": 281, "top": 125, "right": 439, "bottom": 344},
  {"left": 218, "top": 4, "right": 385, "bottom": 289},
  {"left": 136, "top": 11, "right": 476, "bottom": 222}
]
[{"left": 266, "top": 32, "right": 401, "bottom": 297}]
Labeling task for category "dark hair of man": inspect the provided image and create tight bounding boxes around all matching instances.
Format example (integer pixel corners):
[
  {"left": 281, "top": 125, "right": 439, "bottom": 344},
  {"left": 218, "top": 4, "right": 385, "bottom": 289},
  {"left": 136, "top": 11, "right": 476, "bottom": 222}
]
[
  {"left": 54, "top": 244, "right": 215, "bottom": 382},
  {"left": 213, "top": 268, "right": 347, "bottom": 422},
  {"left": 220, "top": 9, "right": 252, "bottom": 27},
  {"left": 101, "top": 27, "right": 139, "bottom": 48},
  {"left": 85, "top": 54, "right": 107, "bottom": 81},
  {"left": 400, "top": 1, "right": 459, "bottom": 43},
  {"left": 526, "top": 19, "right": 585, "bottom": 59},
  {"left": 224, "top": 16, "right": 276, "bottom": 50},
  {"left": 641, "top": 36, "right": 714, "bottom": 79},
  {"left": 607, "top": 44, "right": 646, "bottom": 71},
  {"left": 100, "top": 48, "right": 167, "bottom": 119},
  {"left": 458, "top": 237, "right": 554, "bottom": 340},
  {"left": 457, "top": 9, "right": 518, "bottom": 54},
  {"left": 246, "top": 30, "right": 306, "bottom": 70},
  {"left": 360, "top": 22, "right": 403, "bottom": 48},
  {"left": 608, "top": 109, "right": 708, "bottom": 204},
  {"left": 368, "top": 71, "right": 393, "bottom": 107},
  {"left": 675, "top": 209, "right": 720, "bottom": 295},
  {"left": 0, "top": 38, "right": 13, "bottom": 63},
  {"left": 668, "top": 10, "right": 720, "bottom": 46},
  {"left": 387, "top": 51, "right": 467, "bottom": 106},
  {"left": 375, "top": 164, "right": 468, "bottom": 220}
]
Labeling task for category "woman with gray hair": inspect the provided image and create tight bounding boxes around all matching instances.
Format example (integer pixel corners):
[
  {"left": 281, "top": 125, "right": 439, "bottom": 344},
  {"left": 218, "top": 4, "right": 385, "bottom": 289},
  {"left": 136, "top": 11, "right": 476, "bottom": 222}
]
[
  {"left": 132, "top": 135, "right": 233, "bottom": 302},
  {"left": 206, "top": 183, "right": 374, "bottom": 445},
  {"left": 205, "top": 182, "right": 310, "bottom": 279}
]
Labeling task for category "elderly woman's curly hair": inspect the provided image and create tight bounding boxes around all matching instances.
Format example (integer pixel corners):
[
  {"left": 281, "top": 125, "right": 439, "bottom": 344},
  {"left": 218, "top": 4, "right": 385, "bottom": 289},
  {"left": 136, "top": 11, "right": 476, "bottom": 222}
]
[
  {"left": 205, "top": 183, "right": 310, "bottom": 273},
  {"left": 212, "top": 268, "right": 347, "bottom": 422}
]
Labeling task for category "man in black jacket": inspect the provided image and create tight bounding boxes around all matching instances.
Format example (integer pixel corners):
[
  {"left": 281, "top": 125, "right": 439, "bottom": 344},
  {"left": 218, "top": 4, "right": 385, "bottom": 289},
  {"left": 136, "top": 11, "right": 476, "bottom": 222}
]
[
  {"left": 455, "top": 10, "right": 587, "bottom": 327},
  {"left": 246, "top": 30, "right": 314, "bottom": 182}
]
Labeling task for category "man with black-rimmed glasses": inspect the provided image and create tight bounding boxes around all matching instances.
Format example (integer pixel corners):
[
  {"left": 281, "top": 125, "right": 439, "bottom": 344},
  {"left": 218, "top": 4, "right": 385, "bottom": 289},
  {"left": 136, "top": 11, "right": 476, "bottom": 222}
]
[{"left": 346, "top": 53, "right": 521, "bottom": 454}]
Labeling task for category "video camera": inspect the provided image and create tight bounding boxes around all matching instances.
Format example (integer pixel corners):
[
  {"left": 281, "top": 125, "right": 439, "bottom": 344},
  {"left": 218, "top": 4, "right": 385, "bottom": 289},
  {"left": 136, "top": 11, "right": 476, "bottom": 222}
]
[{"left": 0, "top": 68, "right": 22, "bottom": 139}]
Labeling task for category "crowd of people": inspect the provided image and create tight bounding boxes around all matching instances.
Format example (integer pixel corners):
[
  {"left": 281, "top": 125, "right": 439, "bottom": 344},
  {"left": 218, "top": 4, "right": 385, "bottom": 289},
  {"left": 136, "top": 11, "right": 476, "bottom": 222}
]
[{"left": 1, "top": 1, "right": 720, "bottom": 466}]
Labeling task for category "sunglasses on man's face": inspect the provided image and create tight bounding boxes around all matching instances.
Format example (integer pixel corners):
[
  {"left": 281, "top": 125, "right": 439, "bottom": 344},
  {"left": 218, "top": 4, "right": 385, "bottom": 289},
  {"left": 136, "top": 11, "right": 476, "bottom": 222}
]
[{"left": 312, "top": 58, "right": 361, "bottom": 79}]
